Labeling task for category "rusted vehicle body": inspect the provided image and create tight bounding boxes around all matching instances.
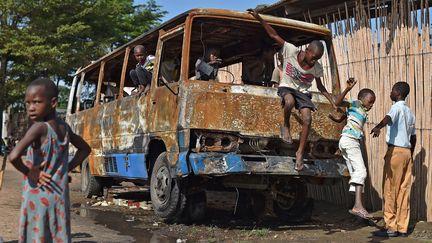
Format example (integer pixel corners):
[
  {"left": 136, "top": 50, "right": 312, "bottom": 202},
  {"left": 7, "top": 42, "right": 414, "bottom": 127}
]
[{"left": 67, "top": 9, "right": 347, "bottom": 222}]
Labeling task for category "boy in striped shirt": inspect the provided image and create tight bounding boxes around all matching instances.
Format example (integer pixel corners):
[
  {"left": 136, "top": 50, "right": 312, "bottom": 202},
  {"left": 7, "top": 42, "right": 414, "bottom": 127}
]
[{"left": 330, "top": 78, "right": 376, "bottom": 219}]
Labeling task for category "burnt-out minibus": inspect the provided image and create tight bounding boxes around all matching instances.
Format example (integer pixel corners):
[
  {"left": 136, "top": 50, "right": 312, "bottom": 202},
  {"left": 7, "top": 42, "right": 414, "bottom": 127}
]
[{"left": 67, "top": 9, "right": 348, "bottom": 222}]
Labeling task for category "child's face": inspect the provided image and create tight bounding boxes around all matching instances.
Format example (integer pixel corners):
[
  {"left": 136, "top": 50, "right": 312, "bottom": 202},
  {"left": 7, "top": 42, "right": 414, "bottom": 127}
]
[
  {"left": 360, "top": 94, "right": 375, "bottom": 111},
  {"left": 390, "top": 87, "right": 399, "bottom": 101},
  {"left": 209, "top": 52, "right": 218, "bottom": 62},
  {"left": 134, "top": 48, "right": 146, "bottom": 64},
  {"left": 304, "top": 45, "right": 323, "bottom": 67},
  {"left": 207, "top": 49, "right": 219, "bottom": 63},
  {"left": 25, "top": 86, "right": 56, "bottom": 122}
]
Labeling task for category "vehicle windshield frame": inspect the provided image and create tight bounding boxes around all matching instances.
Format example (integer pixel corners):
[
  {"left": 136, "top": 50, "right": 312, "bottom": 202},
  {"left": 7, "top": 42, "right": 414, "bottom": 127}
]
[{"left": 184, "top": 15, "right": 339, "bottom": 94}]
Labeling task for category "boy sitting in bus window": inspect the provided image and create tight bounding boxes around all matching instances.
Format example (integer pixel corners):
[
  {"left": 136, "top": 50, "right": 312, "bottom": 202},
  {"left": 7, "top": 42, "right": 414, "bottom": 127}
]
[
  {"left": 195, "top": 46, "right": 221, "bottom": 81},
  {"left": 129, "top": 45, "right": 155, "bottom": 95}
]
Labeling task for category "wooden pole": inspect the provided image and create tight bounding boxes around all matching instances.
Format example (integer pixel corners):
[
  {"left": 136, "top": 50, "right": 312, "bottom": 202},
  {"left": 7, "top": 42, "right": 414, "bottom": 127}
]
[{"left": 0, "top": 155, "right": 7, "bottom": 190}]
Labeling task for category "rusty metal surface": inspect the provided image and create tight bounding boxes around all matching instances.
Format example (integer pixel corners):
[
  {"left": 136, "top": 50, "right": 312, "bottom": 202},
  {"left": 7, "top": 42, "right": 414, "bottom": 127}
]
[
  {"left": 180, "top": 81, "right": 344, "bottom": 141},
  {"left": 188, "top": 8, "right": 331, "bottom": 35}
]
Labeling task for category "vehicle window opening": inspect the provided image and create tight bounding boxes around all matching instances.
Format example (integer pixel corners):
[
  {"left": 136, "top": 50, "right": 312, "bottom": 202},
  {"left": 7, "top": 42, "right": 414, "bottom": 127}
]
[
  {"left": 100, "top": 57, "right": 129, "bottom": 103},
  {"left": 157, "top": 32, "right": 183, "bottom": 86},
  {"left": 79, "top": 77, "right": 97, "bottom": 111},
  {"left": 188, "top": 18, "right": 334, "bottom": 93}
]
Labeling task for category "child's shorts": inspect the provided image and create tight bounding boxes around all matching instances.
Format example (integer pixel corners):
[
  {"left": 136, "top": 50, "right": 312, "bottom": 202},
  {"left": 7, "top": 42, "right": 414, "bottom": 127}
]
[
  {"left": 277, "top": 87, "right": 316, "bottom": 111},
  {"left": 339, "top": 135, "right": 367, "bottom": 193}
]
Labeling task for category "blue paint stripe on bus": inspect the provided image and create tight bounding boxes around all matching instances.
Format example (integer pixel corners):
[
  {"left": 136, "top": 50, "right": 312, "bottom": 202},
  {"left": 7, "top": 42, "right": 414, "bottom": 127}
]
[
  {"left": 176, "top": 152, "right": 190, "bottom": 177},
  {"left": 177, "top": 130, "right": 188, "bottom": 152},
  {"left": 105, "top": 153, "right": 148, "bottom": 179}
]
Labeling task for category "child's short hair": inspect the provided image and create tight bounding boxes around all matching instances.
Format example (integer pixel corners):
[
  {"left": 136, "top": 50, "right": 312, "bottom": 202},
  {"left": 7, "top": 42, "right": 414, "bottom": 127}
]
[
  {"left": 309, "top": 40, "right": 324, "bottom": 54},
  {"left": 205, "top": 46, "right": 220, "bottom": 57},
  {"left": 133, "top": 45, "right": 145, "bottom": 54},
  {"left": 28, "top": 77, "right": 59, "bottom": 99},
  {"left": 358, "top": 88, "right": 375, "bottom": 100},
  {"left": 393, "top": 81, "right": 410, "bottom": 98}
]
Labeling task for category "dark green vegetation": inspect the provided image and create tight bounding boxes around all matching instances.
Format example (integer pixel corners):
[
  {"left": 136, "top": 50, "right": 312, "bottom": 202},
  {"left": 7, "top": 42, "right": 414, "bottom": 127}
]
[{"left": 0, "top": 0, "right": 166, "bottom": 124}]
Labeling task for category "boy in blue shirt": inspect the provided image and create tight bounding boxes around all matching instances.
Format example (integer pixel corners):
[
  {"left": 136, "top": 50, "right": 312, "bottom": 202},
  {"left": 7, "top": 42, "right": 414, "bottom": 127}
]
[{"left": 371, "top": 81, "right": 416, "bottom": 237}]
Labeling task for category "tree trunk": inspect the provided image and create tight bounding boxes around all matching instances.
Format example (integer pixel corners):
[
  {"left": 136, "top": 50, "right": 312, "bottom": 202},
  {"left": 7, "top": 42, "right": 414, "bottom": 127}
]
[{"left": 0, "top": 54, "right": 9, "bottom": 138}]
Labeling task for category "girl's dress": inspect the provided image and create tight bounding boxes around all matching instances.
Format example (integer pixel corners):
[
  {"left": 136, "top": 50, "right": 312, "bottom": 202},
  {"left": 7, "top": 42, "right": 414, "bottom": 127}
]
[{"left": 19, "top": 122, "right": 70, "bottom": 243}]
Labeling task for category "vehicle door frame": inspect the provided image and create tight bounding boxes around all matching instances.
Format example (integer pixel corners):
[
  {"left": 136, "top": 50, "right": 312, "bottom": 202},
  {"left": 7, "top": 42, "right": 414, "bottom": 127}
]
[{"left": 149, "top": 24, "right": 186, "bottom": 166}]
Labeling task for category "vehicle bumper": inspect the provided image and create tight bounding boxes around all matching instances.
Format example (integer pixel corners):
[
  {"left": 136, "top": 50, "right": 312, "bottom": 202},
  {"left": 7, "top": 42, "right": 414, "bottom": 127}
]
[{"left": 178, "top": 152, "right": 348, "bottom": 178}]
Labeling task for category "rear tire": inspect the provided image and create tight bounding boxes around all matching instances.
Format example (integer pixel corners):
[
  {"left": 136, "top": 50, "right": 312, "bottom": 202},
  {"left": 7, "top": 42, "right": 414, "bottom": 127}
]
[
  {"left": 81, "top": 160, "right": 103, "bottom": 198},
  {"left": 273, "top": 180, "right": 313, "bottom": 222}
]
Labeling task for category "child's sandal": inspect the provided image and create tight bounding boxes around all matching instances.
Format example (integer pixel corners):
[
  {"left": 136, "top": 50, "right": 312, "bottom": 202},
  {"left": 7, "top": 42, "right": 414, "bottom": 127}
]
[{"left": 349, "top": 208, "right": 373, "bottom": 219}]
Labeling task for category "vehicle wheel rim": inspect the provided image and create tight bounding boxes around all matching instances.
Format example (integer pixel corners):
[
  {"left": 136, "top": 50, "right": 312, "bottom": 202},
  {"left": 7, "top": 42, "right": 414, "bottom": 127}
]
[
  {"left": 275, "top": 191, "right": 296, "bottom": 210},
  {"left": 274, "top": 184, "right": 298, "bottom": 210},
  {"left": 154, "top": 166, "right": 171, "bottom": 204}
]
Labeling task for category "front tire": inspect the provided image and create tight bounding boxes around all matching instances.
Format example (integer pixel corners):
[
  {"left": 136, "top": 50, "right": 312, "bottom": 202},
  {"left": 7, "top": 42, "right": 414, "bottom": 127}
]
[
  {"left": 150, "top": 152, "right": 185, "bottom": 222},
  {"left": 81, "top": 160, "right": 103, "bottom": 198}
]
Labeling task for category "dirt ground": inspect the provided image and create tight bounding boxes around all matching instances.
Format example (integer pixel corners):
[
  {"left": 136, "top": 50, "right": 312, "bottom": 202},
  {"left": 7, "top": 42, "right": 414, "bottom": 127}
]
[{"left": 1, "top": 156, "right": 432, "bottom": 242}]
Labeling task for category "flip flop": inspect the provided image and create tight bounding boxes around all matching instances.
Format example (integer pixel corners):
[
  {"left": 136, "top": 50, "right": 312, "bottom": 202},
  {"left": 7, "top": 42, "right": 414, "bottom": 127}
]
[{"left": 348, "top": 208, "right": 373, "bottom": 219}]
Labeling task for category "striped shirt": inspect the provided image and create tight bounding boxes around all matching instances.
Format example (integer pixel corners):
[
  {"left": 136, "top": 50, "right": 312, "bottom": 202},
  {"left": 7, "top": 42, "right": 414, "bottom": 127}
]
[{"left": 341, "top": 100, "right": 368, "bottom": 139}]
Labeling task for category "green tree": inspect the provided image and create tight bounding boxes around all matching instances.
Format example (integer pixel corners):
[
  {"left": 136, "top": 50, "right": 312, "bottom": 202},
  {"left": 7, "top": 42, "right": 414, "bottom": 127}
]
[
  {"left": 57, "top": 85, "right": 70, "bottom": 110},
  {"left": 0, "top": 0, "right": 166, "bottom": 134}
]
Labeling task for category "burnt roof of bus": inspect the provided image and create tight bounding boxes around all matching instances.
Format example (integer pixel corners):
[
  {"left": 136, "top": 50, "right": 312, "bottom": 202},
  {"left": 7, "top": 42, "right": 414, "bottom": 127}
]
[{"left": 77, "top": 8, "right": 331, "bottom": 77}]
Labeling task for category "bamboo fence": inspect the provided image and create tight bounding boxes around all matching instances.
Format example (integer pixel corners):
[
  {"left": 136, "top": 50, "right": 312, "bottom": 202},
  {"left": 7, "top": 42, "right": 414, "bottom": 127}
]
[{"left": 307, "top": 0, "right": 432, "bottom": 221}]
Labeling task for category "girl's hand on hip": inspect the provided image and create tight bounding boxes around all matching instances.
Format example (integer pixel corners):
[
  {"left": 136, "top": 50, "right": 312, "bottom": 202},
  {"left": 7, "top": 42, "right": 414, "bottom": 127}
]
[{"left": 27, "top": 161, "right": 52, "bottom": 186}]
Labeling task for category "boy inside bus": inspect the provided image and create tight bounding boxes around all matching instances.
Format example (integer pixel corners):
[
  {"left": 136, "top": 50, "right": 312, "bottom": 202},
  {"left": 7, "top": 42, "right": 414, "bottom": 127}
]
[
  {"left": 129, "top": 45, "right": 155, "bottom": 95},
  {"left": 195, "top": 46, "right": 222, "bottom": 81}
]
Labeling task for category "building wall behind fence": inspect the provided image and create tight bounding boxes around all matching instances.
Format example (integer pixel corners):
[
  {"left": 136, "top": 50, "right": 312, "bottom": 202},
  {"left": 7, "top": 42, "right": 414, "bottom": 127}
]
[{"left": 307, "top": 0, "right": 432, "bottom": 221}]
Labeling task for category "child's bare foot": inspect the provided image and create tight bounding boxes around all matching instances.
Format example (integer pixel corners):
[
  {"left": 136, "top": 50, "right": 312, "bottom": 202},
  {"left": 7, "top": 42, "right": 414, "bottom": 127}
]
[
  {"left": 281, "top": 126, "right": 293, "bottom": 144},
  {"left": 295, "top": 151, "right": 304, "bottom": 171}
]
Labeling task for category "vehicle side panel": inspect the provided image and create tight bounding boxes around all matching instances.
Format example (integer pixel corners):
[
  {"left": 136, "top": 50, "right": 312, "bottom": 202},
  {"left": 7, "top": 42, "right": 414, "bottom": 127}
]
[{"left": 179, "top": 81, "right": 344, "bottom": 140}]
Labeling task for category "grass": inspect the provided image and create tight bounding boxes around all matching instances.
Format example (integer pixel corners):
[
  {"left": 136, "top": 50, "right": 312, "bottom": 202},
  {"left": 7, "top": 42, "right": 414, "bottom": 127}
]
[{"left": 253, "top": 228, "right": 270, "bottom": 237}]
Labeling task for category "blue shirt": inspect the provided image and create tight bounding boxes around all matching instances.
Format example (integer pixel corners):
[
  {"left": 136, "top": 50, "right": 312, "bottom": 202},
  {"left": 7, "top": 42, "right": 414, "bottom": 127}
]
[
  {"left": 342, "top": 100, "right": 368, "bottom": 139},
  {"left": 386, "top": 100, "right": 416, "bottom": 148}
]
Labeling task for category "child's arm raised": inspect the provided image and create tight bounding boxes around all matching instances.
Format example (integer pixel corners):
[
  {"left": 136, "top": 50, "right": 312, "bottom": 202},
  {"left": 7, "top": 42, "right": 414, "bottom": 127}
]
[
  {"left": 7, "top": 123, "right": 51, "bottom": 186},
  {"left": 334, "top": 78, "right": 357, "bottom": 107},
  {"left": 68, "top": 130, "right": 91, "bottom": 172},
  {"left": 248, "top": 9, "right": 285, "bottom": 48}
]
